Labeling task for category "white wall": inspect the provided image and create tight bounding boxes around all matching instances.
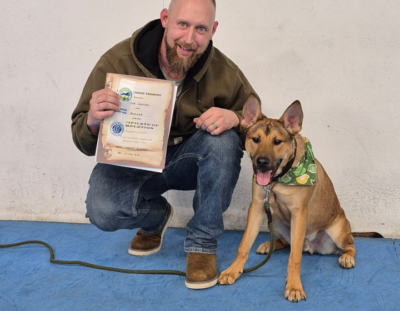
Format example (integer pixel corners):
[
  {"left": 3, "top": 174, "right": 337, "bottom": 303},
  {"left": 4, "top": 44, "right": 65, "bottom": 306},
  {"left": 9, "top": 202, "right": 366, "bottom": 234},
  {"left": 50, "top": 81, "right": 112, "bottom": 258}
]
[{"left": 1, "top": 0, "right": 399, "bottom": 237}]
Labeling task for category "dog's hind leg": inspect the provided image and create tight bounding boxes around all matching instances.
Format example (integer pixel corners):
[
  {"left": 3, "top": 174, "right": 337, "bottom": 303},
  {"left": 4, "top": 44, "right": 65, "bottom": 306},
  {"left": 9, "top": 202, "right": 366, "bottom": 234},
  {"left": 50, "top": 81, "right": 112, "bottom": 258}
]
[
  {"left": 256, "top": 238, "right": 289, "bottom": 254},
  {"left": 325, "top": 216, "right": 356, "bottom": 269},
  {"left": 257, "top": 215, "right": 290, "bottom": 254}
]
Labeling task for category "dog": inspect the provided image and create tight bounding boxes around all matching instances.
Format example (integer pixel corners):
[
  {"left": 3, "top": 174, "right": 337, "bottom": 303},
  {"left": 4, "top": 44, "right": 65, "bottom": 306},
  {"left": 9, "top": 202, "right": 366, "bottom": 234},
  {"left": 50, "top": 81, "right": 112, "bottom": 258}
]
[{"left": 218, "top": 95, "right": 382, "bottom": 302}]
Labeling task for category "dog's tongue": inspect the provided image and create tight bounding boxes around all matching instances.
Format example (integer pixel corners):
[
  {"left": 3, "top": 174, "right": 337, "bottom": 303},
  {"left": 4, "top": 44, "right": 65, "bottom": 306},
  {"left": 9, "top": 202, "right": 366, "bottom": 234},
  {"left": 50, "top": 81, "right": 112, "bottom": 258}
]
[{"left": 257, "top": 171, "right": 272, "bottom": 186}]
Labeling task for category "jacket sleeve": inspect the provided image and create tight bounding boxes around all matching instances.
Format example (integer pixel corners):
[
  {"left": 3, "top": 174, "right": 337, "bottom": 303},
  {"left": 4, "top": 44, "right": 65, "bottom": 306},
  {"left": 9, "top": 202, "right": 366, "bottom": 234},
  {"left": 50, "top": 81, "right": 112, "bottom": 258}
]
[
  {"left": 71, "top": 57, "right": 116, "bottom": 156},
  {"left": 228, "top": 68, "right": 261, "bottom": 144}
]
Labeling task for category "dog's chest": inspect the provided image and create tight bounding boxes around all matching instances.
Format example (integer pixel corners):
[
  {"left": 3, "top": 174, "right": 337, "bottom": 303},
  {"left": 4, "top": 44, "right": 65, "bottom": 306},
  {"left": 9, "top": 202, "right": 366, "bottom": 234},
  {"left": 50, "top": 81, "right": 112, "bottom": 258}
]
[{"left": 268, "top": 192, "right": 293, "bottom": 226}]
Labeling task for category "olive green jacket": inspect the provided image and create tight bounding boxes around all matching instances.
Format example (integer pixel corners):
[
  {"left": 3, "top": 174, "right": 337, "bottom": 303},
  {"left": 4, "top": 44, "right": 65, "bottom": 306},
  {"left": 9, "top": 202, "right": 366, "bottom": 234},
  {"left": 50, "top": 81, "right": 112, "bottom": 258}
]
[{"left": 71, "top": 19, "right": 259, "bottom": 156}]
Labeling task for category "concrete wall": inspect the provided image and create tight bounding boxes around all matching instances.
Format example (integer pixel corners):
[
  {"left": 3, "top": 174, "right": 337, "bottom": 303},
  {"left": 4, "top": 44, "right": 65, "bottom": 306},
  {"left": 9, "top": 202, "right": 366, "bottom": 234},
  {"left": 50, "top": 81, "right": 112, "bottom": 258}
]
[{"left": 1, "top": 0, "right": 399, "bottom": 237}]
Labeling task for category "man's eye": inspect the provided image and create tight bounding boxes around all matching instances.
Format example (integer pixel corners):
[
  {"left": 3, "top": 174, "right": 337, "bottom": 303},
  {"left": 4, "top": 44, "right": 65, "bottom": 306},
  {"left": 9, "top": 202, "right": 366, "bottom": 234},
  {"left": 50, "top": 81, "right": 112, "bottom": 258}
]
[
  {"left": 198, "top": 27, "right": 206, "bottom": 32},
  {"left": 273, "top": 139, "right": 282, "bottom": 145},
  {"left": 252, "top": 137, "right": 260, "bottom": 144},
  {"left": 179, "top": 22, "right": 187, "bottom": 27}
]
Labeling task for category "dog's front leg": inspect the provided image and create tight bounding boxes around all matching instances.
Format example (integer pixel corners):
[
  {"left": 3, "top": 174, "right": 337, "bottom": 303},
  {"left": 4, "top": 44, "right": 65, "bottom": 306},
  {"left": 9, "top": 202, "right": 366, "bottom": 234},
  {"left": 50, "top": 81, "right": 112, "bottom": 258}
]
[
  {"left": 285, "top": 207, "right": 308, "bottom": 302},
  {"left": 218, "top": 189, "right": 265, "bottom": 285}
]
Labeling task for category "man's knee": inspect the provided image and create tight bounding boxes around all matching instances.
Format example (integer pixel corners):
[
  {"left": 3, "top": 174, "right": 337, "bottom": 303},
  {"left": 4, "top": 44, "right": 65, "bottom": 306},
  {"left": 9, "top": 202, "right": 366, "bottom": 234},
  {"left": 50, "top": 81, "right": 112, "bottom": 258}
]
[
  {"left": 194, "top": 130, "right": 243, "bottom": 184},
  {"left": 86, "top": 199, "right": 127, "bottom": 232},
  {"left": 197, "top": 129, "right": 243, "bottom": 162},
  {"left": 212, "top": 131, "right": 243, "bottom": 171}
]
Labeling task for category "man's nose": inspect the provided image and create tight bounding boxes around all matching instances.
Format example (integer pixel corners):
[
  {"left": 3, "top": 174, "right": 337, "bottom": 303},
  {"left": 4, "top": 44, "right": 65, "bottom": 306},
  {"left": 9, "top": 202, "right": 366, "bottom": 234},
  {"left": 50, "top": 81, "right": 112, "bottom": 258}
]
[{"left": 183, "top": 27, "right": 195, "bottom": 45}]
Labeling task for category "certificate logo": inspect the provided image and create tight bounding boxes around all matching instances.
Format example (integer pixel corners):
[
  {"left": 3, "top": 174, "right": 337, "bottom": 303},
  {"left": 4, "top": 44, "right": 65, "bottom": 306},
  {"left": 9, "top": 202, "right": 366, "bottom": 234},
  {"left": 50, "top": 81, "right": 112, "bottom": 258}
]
[
  {"left": 119, "top": 87, "right": 132, "bottom": 102},
  {"left": 110, "top": 122, "right": 124, "bottom": 136}
]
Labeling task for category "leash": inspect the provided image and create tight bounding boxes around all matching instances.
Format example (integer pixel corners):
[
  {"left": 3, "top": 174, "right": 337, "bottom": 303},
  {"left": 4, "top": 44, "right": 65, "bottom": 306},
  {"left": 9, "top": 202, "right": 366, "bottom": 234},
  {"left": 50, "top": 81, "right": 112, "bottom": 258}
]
[
  {"left": 0, "top": 239, "right": 185, "bottom": 276},
  {"left": 0, "top": 194, "right": 274, "bottom": 278},
  {"left": 243, "top": 185, "right": 274, "bottom": 273}
]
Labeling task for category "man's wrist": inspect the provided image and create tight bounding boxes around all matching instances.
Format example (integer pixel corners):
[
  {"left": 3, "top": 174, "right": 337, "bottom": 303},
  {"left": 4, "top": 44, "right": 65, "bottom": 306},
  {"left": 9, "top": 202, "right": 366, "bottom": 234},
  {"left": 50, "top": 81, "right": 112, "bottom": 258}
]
[
  {"left": 232, "top": 111, "right": 241, "bottom": 130},
  {"left": 87, "top": 124, "right": 99, "bottom": 135},
  {"left": 86, "top": 117, "right": 100, "bottom": 135}
]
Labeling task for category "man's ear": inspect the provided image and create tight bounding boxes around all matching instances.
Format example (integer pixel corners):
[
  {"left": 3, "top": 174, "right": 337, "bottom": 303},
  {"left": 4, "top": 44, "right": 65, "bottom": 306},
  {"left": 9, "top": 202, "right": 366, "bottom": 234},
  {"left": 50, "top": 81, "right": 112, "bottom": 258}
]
[
  {"left": 279, "top": 100, "right": 303, "bottom": 136},
  {"left": 160, "top": 8, "right": 168, "bottom": 28},
  {"left": 241, "top": 94, "right": 263, "bottom": 131},
  {"left": 211, "top": 21, "right": 218, "bottom": 37}
]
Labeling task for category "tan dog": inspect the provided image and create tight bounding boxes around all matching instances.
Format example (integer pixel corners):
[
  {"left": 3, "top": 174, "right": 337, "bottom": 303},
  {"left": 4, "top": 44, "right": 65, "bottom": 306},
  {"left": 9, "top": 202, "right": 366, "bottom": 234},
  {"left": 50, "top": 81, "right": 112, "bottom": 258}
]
[{"left": 218, "top": 96, "right": 381, "bottom": 302}]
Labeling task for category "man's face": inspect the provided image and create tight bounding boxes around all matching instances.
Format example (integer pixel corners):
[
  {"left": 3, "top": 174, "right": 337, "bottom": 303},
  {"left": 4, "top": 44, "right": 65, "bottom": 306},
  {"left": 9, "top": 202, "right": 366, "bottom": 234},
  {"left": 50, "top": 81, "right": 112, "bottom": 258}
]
[
  {"left": 164, "top": 32, "right": 200, "bottom": 74},
  {"left": 160, "top": 0, "right": 218, "bottom": 74}
]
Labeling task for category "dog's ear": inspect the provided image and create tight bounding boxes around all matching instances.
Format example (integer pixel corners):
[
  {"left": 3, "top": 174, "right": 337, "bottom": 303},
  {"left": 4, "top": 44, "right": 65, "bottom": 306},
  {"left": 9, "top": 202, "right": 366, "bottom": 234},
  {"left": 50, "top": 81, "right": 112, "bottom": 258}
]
[
  {"left": 279, "top": 100, "right": 303, "bottom": 136},
  {"left": 241, "top": 94, "right": 263, "bottom": 131}
]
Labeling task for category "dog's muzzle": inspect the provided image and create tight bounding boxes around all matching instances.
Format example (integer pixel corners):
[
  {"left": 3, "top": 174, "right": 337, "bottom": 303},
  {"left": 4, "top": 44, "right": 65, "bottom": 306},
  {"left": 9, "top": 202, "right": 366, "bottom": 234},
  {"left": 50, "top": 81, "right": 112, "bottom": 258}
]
[{"left": 254, "top": 159, "right": 282, "bottom": 186}]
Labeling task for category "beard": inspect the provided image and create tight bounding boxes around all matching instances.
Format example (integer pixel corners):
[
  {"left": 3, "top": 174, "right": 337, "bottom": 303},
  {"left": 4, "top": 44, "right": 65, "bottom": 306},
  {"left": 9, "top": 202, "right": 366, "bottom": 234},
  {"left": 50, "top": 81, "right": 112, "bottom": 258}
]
[{"left": 164, "top": 35, "right": 202, "bottom": 74}]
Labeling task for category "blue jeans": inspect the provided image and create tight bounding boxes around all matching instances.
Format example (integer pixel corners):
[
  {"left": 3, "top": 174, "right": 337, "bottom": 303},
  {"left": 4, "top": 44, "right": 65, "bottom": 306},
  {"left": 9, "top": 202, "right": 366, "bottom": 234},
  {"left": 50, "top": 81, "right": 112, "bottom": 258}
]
[{"left": 85, "top": 129, "right": 243, "bottom": 254}]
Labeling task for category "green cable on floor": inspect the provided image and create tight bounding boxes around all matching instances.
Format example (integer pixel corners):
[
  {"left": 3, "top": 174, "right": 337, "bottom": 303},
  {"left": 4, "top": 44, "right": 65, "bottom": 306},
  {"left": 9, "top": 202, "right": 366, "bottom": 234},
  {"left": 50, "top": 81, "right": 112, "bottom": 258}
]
[
  {"left": 0, "top": 225, "right": 274, "bottom": 277},
  {"left": 0, "top": 239, "right": 186, "bottom": 276},
  {"left": 0, "top": 201, "right": 274, "bottom": 277}
]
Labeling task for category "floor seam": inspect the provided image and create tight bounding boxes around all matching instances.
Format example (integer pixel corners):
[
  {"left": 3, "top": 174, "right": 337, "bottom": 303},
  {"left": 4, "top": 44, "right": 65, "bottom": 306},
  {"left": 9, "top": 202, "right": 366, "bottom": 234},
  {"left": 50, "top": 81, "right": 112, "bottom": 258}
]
[{"left": 393, "top": 239, "right": 399, "bottom": 263}]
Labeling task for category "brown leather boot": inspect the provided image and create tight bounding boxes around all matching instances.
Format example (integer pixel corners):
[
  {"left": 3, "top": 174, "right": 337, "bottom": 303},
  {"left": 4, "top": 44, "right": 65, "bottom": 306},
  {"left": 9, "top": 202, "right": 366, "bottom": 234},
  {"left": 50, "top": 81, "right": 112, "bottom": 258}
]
[
  {"left": 128, "top": 204, "right": 173, "bottom": 256},
  {"left": 185, "top": 253, "right": 218, "bottom": 289}
]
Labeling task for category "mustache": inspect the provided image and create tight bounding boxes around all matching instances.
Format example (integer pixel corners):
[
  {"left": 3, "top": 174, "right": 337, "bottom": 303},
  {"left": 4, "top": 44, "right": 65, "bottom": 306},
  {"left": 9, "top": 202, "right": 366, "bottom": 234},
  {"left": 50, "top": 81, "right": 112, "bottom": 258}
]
[{"left": 175, "top": 40, "right": 198, "bottom": 51}]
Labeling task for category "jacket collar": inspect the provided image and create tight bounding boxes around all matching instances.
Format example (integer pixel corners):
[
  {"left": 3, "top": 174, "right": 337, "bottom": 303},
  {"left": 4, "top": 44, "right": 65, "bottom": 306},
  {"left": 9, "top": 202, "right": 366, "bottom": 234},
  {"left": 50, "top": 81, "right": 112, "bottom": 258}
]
[{"left": 132, "top": 19, "right": 214, "bottom": 88}]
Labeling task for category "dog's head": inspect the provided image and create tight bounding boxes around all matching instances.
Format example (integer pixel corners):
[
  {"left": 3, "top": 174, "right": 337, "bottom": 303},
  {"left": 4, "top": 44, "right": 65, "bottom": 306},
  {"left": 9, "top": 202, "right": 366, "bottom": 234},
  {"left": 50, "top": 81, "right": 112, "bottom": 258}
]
[{"left": 241, "top": 95, "right": 304, "bottom": 186}]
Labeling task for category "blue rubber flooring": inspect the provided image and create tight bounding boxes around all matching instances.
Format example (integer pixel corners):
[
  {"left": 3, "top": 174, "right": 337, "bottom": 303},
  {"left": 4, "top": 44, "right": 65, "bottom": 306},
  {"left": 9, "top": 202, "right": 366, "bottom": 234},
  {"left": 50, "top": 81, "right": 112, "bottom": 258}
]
[{"left": 0, "top": 221, "right": 399, "bottom": 311}]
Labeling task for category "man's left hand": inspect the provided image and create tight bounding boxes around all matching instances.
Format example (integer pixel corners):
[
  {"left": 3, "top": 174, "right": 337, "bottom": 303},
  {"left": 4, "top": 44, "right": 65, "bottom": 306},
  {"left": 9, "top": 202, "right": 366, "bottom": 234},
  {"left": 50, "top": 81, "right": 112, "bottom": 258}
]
[{"left": 193, "top": 107, "right": 239, "bottom": 135}]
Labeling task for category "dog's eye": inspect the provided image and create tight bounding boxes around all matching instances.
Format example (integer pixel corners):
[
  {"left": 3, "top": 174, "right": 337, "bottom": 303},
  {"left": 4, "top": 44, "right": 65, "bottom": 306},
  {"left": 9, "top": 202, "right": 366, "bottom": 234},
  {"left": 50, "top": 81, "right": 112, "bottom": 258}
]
[
  {"left": 273, "top": 139, "right": 282, "bottom": 145},
  {"left": 252, "top": 137, "right": 260, "bottom": 144}
]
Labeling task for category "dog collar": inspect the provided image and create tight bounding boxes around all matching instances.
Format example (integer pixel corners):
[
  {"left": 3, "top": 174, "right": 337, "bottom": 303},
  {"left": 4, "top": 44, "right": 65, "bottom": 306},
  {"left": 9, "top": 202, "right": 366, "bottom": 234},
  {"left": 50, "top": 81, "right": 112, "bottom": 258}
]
[{"left": 278, "top": 137, "right": 317, "bottom": 186}]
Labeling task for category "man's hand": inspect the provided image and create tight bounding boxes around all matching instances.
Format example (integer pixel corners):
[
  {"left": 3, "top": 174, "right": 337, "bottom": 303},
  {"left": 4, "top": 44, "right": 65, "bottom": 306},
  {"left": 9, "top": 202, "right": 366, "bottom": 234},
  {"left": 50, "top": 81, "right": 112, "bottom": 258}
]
[
  {"left": 87, "top": 89, "right": 120, "bottom": 134},
  {"left": 193, "top": 107, "right": 240, "bottom": 135}
]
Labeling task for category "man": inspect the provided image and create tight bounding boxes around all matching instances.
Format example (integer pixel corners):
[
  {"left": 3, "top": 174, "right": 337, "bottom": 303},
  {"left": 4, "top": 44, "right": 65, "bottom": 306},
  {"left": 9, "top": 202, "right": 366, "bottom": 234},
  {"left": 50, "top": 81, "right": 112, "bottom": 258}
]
[{"left": 71, "top": 0, "right": 259, "bottom": 289}]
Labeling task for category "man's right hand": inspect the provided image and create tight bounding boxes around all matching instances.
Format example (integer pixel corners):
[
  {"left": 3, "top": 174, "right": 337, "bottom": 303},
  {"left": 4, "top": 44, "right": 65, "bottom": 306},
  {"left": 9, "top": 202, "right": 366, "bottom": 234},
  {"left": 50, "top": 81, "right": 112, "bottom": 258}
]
[{"left": 87, "top": 89, "right": 120, "bottom": 134}]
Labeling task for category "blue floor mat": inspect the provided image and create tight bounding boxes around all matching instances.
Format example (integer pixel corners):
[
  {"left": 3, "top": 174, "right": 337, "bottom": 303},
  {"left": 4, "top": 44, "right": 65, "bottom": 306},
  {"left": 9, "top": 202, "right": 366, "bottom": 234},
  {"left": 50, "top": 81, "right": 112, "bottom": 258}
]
[{"left": 0, "top": 221, "right": 399, "bottom": 311}]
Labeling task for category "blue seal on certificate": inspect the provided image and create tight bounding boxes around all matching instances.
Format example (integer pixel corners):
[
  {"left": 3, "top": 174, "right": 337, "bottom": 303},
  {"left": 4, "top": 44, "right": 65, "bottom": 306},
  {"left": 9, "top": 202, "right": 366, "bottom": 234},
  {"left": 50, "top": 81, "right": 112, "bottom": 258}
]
[
  {"left": 110, "top": 121, "right": 124, "bottom": 136},
  {"left": 119, "top": 87, "right": 132, "bottom": 102}
]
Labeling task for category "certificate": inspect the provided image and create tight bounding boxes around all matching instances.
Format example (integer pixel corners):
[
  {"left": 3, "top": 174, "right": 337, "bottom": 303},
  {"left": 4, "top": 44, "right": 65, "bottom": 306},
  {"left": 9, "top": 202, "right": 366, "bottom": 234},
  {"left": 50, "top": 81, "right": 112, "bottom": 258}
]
[{"left": 95, "top": 73, "right": 176, "bottom": 172}]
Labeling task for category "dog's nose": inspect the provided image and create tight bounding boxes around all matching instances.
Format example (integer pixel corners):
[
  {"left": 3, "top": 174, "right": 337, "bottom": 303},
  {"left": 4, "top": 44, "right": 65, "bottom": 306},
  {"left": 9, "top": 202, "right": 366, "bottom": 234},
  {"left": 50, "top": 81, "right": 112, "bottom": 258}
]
[{"left": 256, "top": 157, "right": 269, "bottom": 169}]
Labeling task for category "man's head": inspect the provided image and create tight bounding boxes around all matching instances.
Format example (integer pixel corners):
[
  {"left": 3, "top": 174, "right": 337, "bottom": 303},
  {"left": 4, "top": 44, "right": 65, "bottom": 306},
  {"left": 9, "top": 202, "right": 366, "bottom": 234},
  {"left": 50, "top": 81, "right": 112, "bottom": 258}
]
[{"left": 160, "top": 0, "right": 218, "bottom": 74}]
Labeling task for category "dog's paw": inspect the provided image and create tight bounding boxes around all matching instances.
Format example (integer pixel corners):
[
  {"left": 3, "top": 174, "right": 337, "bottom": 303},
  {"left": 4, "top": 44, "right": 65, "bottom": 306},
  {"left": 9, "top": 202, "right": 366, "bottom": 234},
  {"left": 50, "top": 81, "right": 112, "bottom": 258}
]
[
  {"left": 339, "top": 253, "right": 355, "bottom": 269},
  {"left": 256, "top": 241, "right": 271, "bottom": 254},
  {"left": 218, "top": 266, "right": 242, "bottom": 285},
  {"left": 284, "top": 286, "right": 307, "bottom": 303}
]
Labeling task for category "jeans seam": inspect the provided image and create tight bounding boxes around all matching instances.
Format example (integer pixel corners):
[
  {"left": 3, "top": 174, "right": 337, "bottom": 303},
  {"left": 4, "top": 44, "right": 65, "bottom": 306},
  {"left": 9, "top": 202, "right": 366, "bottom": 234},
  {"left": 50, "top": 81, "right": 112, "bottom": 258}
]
[
  {"left": 163, "top": 154, "right": 202, "bottom": 190},
  {"left": 132, "top": 172, "right": 157, "bottom": 217},
  {"left": 165, "top": 154, "right": 204, "bottom": 210},
  {"left": 164, "top": 154, "right": 202, "bottom": 170},
  {"left": 196, "top": 165, "right": 201, "bottom": 213},
  {"left": 138, "top": 209, "right": 166, "bottom": 214},
  {"left": 162, "top": 171, "right": 170, "bottom": 190},
  {"left": 141, "top": 201, "right": 169, "bottom": 235}
]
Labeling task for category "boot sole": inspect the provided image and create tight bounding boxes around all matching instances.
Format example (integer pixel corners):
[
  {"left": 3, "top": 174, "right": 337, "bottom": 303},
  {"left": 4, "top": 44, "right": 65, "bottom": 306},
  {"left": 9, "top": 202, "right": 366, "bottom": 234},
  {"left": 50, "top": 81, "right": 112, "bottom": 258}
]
[
  {"left": 185, "top": 274, "right": 219, "bottom": 290},
  {"left": 128, "top": 204, "right": 173, "bottom": 256}
]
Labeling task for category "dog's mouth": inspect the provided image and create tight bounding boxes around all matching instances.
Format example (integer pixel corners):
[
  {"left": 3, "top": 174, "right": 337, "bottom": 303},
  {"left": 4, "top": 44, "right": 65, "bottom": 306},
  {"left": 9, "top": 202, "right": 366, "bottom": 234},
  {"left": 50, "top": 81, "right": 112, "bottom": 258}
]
[{"left": 254, "top": 159, "right": 282, "bottom": 186}]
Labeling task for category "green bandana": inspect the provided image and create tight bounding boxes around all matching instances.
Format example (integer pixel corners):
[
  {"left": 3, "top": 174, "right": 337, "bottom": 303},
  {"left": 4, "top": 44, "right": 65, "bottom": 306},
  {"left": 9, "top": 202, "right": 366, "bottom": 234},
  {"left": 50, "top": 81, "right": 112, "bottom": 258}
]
[{"left": 278, "top": 137, "right": 317, "bottom": 186}]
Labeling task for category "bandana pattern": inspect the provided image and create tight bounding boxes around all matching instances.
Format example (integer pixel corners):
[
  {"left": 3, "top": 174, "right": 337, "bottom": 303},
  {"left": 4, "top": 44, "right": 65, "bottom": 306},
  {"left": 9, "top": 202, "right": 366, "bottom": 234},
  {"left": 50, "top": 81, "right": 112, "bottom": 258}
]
[{"left": 278, "top": 137, "right": 317, "bottom": 186}]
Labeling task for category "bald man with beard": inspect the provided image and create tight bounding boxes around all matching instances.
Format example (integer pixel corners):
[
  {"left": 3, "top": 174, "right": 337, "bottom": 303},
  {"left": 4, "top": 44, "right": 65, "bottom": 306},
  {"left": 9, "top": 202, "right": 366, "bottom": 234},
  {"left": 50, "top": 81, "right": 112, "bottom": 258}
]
[{"left": 71, "top": 0, "right": 260, "bottom": 289}]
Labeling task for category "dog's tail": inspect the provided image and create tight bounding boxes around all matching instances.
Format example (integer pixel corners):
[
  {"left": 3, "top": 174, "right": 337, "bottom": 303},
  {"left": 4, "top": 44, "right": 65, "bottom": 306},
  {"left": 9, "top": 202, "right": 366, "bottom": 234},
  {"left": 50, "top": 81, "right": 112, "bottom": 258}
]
[{"left": 352, "top": 232, "right": 383, "bottom": 238}]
